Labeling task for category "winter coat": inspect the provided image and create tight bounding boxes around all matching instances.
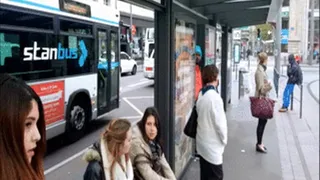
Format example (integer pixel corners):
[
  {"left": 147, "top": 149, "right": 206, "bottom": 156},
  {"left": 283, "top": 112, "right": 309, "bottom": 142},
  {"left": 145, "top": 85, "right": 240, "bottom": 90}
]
[
  {"left": 130, "top": 126, "right": 176, "bottom": 180},
  {"left": 196, "top": 86, "right": 228, "bottom": 165},
  {"left": 254, "top": 64, "right": 272, "bottom": 97},
  {"left": 287, "top": 54, "right": 303, "bottom": 85},
  {"left": 83, "top": 139, "right": 134, "bottom": 180}
]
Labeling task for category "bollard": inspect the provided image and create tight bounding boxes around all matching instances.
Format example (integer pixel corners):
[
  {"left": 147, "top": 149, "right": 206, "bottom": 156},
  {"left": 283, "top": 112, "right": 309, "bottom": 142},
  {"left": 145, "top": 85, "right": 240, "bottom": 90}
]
[
  {"left": 290, "top": 91, "right": 294, "bottom": 110},
  {"left": 300, "top": 85, "right": 303, "bottom": 119}
]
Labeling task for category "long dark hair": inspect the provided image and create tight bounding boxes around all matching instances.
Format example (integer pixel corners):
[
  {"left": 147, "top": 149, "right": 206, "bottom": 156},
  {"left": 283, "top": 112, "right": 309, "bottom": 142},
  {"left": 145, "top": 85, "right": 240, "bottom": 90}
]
[
  {"left": 0, "top": 73, "right": 46, "bottom": 180},
  {"left": 137, "top": 107, "right": 163, "bottom": 152}
]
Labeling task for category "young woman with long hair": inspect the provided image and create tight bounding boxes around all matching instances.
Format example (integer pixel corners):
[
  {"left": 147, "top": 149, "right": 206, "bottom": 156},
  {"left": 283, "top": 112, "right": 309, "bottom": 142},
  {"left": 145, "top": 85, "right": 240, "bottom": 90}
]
[
  {"left": 0, "top": 73, "right": 46, "bottom": 180},
  {"left": 83, "top": 119, "right": 133, "bottom": 180},
  {"left": 130, "top": 107, "right": 176, "bottom": 180}
]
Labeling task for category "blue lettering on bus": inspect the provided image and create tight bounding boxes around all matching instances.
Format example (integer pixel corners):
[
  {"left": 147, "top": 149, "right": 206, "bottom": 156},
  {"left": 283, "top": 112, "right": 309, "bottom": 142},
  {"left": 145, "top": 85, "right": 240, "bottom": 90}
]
[{"left": 23, "top": 40, "right": 88, "bottom": 67}]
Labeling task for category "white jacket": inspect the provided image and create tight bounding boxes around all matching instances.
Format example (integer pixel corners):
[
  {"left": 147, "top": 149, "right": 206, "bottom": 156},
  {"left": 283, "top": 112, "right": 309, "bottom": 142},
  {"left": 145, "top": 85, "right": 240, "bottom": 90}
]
[{"left": 196, "top": 89, "right": 228, "bottom": 165}]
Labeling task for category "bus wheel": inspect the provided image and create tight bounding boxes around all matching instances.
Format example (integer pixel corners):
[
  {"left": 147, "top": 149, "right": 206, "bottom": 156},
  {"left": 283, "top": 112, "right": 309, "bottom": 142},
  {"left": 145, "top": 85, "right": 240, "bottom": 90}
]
[
  {"left": 131, "top": 65, "right": 137, "bottom": 75},
  {"left": 66, "top": 100, "right": 88, "bottom": 143}
]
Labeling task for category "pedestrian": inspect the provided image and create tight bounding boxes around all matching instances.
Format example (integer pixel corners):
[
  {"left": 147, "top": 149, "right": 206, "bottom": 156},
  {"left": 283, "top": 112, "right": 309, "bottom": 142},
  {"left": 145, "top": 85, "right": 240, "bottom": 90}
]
[
  {"left": 196, "top": 65, "right": 228, "bottom": 180},
  {"left": 195, "top": 45, "right": 203, "bottom": 100},
  {"left": 279, "top": 54, "right": 303, "bottom": 112},
  {"left": 130, "top": 107, "right": 176, "bottom": 180},
  {"left": 83, "top": 119, "right": 133, "bottom": 180},
  {"left": 0, "top": 73, "right": 46, "bottom": 180},
  {"left": 254, "top": 52, "right": 273, "bottom": 153}
]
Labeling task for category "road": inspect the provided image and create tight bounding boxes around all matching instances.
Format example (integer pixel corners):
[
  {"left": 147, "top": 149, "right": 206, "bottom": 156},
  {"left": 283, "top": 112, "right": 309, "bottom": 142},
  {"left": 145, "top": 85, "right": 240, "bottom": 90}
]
[{"left": 44, "top": 72, "right": 154, "bottom": 180}]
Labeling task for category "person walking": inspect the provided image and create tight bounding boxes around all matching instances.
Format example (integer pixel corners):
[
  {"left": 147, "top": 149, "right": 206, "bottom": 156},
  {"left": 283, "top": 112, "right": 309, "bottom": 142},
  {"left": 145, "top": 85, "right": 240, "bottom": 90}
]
[
  {"left": 196, "top": 65, "right": 228, "bottom": 180},
  {"left": 130, "top": 107, "right": 176, "bottom": 180},
  {"left": 83, "top": 119, "right": 133, "bottom": 180},
  {"left": 279, "top": 54, "right": 303, "bottom": 112},
  {"left": 0, "top": 73, "right": 46, "bottom": 180},
  {"left": 254, "top": 52, "right": 273, "bottom": 153},
  {"left": 195, "top": 45, "right": 203, "bottom": 100}
]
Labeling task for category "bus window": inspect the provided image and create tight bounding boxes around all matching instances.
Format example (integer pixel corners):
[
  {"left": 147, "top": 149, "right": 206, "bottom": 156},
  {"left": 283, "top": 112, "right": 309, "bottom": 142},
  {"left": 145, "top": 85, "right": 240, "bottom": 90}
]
[
  {"left": 110, "top": 31, "right": 119, "bottom": 100},
  {"left": 60, "top": 19, "right": 93, "bottom": 35},
  {"left": 0, "top": 8, "right": 53, "bottom": 30}
]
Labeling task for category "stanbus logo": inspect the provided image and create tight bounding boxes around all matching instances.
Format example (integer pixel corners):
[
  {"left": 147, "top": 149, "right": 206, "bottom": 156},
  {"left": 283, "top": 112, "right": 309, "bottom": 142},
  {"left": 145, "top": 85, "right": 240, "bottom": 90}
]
[{"left": 23, "top": 40, "right": 88, "bottom": 67}]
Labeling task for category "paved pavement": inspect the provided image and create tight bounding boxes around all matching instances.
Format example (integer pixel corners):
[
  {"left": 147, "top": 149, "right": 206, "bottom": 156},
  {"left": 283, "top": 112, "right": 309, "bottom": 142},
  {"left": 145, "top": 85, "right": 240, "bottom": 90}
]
[{"left": 181, "top": 58, "right": 319, "bottom": 180}]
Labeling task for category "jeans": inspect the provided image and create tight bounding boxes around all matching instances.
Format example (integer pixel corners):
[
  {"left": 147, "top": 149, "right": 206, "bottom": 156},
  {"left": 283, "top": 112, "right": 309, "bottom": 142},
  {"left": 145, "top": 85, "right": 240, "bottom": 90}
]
[{"left": 282, "top": 84, "right": 295, "bottom": 108}]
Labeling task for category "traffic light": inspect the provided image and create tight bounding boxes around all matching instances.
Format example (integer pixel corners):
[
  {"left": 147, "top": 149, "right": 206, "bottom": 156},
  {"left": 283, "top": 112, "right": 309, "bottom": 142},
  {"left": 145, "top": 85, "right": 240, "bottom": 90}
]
[{"left": 257, "top": 28, "right": 261, "bottom": 40}]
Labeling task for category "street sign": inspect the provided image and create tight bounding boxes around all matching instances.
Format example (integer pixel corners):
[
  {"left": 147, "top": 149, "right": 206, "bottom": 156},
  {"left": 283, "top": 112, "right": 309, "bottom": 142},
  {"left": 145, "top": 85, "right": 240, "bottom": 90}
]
[
  {"left": 281, "top": 29, "right": 288, "bottom": 44},
  {"left": 233, "top": 29, "right": 241, "bottom": 40}
]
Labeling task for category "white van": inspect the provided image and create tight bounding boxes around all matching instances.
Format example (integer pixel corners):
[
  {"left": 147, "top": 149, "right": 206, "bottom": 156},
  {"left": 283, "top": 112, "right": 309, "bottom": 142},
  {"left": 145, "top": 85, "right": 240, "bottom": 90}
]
[{"left": 143, "top": 49, "right": 155, "bottom": 79}]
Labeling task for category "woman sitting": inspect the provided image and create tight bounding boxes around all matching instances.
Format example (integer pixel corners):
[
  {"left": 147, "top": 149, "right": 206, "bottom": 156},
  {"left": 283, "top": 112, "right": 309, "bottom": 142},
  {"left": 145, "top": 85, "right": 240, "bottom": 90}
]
[
  {"left": 130, "top": 107, "right": 176, "bottom": 180},
  {"left": 83, "top": 119, "right": 133, "bottom": 180}
]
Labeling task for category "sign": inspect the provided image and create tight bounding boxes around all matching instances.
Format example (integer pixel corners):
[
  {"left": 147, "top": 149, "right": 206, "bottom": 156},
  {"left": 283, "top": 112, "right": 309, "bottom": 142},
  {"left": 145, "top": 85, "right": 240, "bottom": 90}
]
[
  {"left": 31, "top": 81, "right": 65, "bottom": 125},
  {"left": 233, "top": 29, "right": 241, "bottom": 40},
  {"left": 131, "top": 25, "right": 136, "bottom": 36},
  {"left": 282, "top": 11, "right": 289, "bottom": 18},
  {"left": 234, "top": 44, "right": 240, "bottom": 64},
  {"left": 60, "top": 0, "right": 91, "bottom": 17},
  {"left": 23, "top": 40, "right": 88, "bottom": 67},
  {"left": 281, "top": 29, "right": 289, "bottom": 44}
]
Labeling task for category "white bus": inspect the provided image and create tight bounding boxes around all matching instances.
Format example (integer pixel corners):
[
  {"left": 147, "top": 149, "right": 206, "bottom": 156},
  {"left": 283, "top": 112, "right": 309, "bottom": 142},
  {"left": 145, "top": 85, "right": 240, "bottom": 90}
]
[{"left": 0, "top": 0, "right": 121, "bottom": 142}]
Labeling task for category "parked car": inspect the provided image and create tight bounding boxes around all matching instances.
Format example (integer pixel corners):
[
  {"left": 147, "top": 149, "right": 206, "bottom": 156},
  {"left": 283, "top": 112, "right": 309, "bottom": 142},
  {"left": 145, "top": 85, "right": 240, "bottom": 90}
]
[
  {"left": 143, "top": 49, "right": 154, "bottom": 79},
  {"left": 120, "top": 52, "right": 137, "bottom": 75}
]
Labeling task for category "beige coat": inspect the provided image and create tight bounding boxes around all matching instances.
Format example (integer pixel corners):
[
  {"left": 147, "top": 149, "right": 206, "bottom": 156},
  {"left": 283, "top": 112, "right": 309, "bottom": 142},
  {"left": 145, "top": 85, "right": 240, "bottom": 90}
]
[
  {"left": 129, "top": 126, "right": 176, "bottom": 180},
  {"left": 255, "top": 64, "right": 272, "bottom": 97}
]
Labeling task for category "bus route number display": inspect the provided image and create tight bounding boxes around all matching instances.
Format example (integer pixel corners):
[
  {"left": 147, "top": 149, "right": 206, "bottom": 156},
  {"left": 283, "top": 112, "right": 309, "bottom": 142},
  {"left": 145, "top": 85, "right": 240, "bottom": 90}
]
[{"left": 59, "top": 0, "right": 91, "bottom": 17}]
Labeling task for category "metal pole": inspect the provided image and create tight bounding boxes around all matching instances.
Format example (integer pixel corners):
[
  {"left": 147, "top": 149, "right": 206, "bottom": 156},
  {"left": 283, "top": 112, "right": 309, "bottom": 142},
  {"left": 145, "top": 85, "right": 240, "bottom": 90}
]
[
  {"left": 130, "top": 4, "right": 133, "bottom": 56},
  {"left": 308, "top": 0, "right": 315, "bottom": 65},
  {"left": 300, "top": 85, "right": 303, "bottom": 119},
  {"left": 238, "top": 70, "right": 241, "bottom": 99},
  {"left": 275, "top": 2, "right": 282, "bottom": 74},
  {"left": 290, "top": 91, "right": 294, "bottom": 110}
]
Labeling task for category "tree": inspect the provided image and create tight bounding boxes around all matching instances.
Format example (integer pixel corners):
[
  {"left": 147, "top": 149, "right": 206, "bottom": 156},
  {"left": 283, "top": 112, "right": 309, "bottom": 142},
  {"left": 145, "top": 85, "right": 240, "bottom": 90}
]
[{"left": 255, "top": 24, "right": 273, "bottom": 40}]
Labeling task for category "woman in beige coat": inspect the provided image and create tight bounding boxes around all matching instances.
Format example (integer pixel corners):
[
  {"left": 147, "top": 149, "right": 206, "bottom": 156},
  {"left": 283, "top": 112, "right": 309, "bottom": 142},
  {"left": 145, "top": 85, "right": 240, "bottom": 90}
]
[
  {"left": 254, "top": 52, "right": 272, "bottom": 153},
  {"left": 130, "top": 107, "right": 176, "bottom": 180}
]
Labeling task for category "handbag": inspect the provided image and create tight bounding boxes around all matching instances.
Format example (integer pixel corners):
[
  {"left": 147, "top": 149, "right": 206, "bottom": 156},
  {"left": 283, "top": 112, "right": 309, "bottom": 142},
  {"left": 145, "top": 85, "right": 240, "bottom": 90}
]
[
  {"left": 249, "top": 96, "right": 275, "bottom": 119},
  {"left": 183, "top": 105, "right": 198, "bottom": 138}
]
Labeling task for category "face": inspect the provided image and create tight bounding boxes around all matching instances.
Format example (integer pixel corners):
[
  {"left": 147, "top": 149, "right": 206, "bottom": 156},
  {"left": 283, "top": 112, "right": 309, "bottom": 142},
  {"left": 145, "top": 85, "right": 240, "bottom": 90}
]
[
  {"left": 195, "top": 54, "right": 201, "bottom": 63},
  {"left": 145, "top": 115, "right": 158, "bottom": 141},
  {"left": 24, "top": 100, "right": 41, "bottom": 163},
  {"left": 121, "top": 128, "right": 132, "bottom": 155}
]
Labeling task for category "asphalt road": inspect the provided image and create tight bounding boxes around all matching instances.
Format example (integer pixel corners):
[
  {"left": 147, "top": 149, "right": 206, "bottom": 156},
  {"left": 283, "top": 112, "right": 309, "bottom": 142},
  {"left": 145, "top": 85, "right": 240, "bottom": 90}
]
[{"left": 44, "top": 72, "right": 154, "bottom": 180}]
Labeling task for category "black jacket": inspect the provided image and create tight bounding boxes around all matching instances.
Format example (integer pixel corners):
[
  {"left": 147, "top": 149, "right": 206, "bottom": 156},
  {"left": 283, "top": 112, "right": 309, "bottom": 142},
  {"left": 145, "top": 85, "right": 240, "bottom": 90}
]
[
  {"left": 287, "top": 54, "right": 303, "bottom": 85},
  {"left": 83, "top": 142, "right": 106, "bottom": 180}
]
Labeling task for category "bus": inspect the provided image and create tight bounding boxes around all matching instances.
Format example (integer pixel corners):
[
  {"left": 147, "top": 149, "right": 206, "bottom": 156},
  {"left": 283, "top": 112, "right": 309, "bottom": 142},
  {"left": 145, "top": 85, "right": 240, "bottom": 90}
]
[{"left": 0, "top": 0, "right": 121, "bottom": 142}]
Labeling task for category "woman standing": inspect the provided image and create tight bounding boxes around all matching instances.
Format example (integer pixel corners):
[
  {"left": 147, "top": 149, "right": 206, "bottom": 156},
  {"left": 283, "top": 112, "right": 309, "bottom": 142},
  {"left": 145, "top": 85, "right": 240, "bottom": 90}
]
[
  {"left": 0, "top": 73, "right": 46, "bottom": 180},
  {"left": 83, "top": 119, "right": 133, "bottom": 180},
  {"left": 196, "top": 65, "right": 228, "bottom": 180},
  {"left": 254, "top": 52, "right": 272, "bottom": 153},
  {"left": 130, "top": 107, "right": 176, "bottom": 180}
]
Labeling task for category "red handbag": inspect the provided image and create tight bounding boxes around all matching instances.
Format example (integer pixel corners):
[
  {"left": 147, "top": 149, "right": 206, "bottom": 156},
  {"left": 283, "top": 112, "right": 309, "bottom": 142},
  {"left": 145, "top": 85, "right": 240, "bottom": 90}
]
[{"left": 249, "top": 97, "right": 276, "bottom": 119}]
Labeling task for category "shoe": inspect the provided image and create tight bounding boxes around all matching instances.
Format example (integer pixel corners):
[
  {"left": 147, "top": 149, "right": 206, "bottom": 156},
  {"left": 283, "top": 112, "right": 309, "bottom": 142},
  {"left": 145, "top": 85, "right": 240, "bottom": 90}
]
[
  {"left": 256, "top": 144, "right": 267, "bottom": 153},
  {"left": 279, "top": 107, "right": 288, "bottom": 112}
]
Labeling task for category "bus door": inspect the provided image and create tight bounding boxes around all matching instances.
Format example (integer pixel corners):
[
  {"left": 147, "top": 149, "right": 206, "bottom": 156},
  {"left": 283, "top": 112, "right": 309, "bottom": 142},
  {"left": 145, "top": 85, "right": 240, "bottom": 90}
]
[
  {"left": 108, "top": 29, "right": 120, "bottom": 110},
  {"left": 97, "top": 29, "right": 109, "bottom": 115}
]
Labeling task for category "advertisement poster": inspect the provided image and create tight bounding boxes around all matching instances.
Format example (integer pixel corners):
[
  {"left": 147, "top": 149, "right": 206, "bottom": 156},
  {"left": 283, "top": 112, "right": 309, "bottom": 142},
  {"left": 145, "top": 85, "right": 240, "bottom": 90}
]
[
  {"left": 174, "top": 19, "right": 195, "bottom": 176},
  {"left": 31, "top": 81, "right": 65, "bottom": 125},
  {"left": 205, "top": 27, "right": 216, "bottom": 65}
]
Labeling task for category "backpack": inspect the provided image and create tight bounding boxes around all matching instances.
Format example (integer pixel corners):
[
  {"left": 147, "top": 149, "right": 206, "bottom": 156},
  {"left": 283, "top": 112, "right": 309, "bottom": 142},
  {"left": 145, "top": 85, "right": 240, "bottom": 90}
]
[{"left": 296, "top": 66, "right": 303, "bottom": 85}]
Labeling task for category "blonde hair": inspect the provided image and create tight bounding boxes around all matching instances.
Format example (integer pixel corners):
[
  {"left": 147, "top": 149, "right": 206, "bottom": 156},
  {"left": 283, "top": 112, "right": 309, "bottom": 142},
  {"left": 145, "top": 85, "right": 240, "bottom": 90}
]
[
  {"left": 102, "top": 119, "right": 131, "bottom": 180},
  {"left": 258, "top": 52, "right": 268, "bottom": 64}
]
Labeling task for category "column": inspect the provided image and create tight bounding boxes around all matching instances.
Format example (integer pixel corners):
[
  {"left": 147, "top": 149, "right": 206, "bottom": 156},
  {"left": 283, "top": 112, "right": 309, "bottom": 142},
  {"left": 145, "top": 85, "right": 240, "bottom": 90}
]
[
  {"left": 154, "top": 0, "right": 175, "bottom": 170},
  {"left": 221, "top": 25, "right": 229, "bottom": 111}
]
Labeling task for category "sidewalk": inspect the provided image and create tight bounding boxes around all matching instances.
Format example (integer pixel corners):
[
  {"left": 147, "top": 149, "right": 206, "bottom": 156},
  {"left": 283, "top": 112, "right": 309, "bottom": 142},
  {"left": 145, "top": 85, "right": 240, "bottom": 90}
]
[{"left": 181, "top": 62, "right": 319, "bottom": 180}]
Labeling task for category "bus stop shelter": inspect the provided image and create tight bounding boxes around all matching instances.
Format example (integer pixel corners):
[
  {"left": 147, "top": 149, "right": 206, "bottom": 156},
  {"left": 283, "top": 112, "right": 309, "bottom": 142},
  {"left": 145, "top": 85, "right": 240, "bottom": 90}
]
[{"left": 121, "top": 0, "right": 282, "bottom": 178}]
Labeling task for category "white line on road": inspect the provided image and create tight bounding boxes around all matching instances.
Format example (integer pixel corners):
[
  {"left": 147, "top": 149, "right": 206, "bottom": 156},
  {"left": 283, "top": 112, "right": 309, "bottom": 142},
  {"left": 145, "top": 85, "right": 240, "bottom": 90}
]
[
  {"left": 44, "top": 147, "right": 90, "bottom": 175},
  {"left": 123, "top": 98, "right": 143, "bottom": 116},
  {"left": 127, "top": 80, "right": 152, "bottom": 88},
  {"left": 124, "top": 96, "right": 154, "bottom": 100}
]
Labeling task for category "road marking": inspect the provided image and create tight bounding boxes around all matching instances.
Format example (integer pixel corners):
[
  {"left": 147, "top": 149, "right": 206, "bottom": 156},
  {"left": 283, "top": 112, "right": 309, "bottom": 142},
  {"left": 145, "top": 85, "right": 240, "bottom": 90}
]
[
  {"left": 119, "top": 115, "right": 142, "bottom": 119},
  {"left": 127, "top": 80, "right": 152, "bottom": 88},
  {"left": 140, "top": 79, "right": 148, "bottom": 82},
  {"left": 123, "top": 97, "right": 143, "bottom": 116},
  {"left": 124, "top": 96, "right": 154, "bottom": 100},
  {"left": 44, "top": 147, "right": 89, "bottom": 175},
  {"left": 44, "top": 118, "right": 141, "bottom": 175}
]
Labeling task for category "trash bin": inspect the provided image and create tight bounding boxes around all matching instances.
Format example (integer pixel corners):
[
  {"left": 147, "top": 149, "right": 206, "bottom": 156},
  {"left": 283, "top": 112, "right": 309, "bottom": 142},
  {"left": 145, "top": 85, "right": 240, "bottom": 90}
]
[{"left": 239, "top": 68, "right": 250, "bottom": 99}]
